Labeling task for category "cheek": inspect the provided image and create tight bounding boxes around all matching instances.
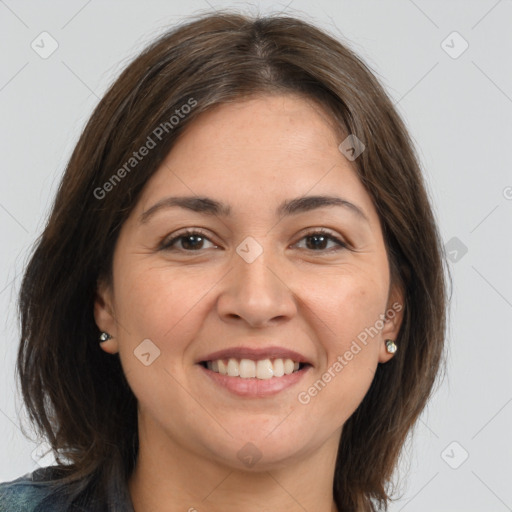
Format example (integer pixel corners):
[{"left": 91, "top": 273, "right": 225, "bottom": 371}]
[
  {"left": 115, "top": 262, "right": 213, "bottom": 342},
  {"left": 297, "top": 314, "right": 382, "bottom": 429},
  {"left": 304, "top": 266, "right": 388, "bottom": 348},
  {"left": 296, "top": 270, "right": 387, "bottom": 412},
  {"left": 111, "top": 264, "right": 207, "bottom": 417},
  {"left": 112, "top": 262, "right": 227, "bottom": 406}
]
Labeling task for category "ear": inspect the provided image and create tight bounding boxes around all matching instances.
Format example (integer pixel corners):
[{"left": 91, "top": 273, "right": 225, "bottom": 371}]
[
  {"left": 378, "top": 283, "right": 405, "bottom": 363},
  {"left": 94, "top": 277, "right": 120, "bottom": 354}
]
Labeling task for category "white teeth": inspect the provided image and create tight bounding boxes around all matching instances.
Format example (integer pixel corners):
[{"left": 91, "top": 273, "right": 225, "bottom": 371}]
[
  {"left": 284, "top": 359, "right": 295, "bottom": 375},
  {"left": 273, "top": 358, "right": 284, "bottom": 377},
  {"left": 227, "top": 358, "right": 240, "bottom": 377},
  {"left": 256, "top": 359, "right": 273, "bottom": 379},
  {"left": 218, "top": 360, "right": 227, "bottom": 375},
  {"left": 239, "top": 359, "right": 256, "bottom": 378},
  {"left": 205, "top": 357, "right": 304, "bottom": 379}
]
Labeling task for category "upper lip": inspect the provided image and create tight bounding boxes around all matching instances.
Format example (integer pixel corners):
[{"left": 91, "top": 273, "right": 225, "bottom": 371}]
[{"left": 196, "top": 345, "right": 312, "bottom": 365}]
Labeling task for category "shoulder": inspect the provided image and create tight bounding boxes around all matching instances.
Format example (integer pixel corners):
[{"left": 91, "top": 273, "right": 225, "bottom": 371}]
[{"left": 0, "top": 467, "right": 68, "bottom": 512}]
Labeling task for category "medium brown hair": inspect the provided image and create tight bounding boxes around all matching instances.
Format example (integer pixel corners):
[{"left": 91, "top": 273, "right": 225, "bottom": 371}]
[{"left": 16, "top": 10, "right": 447, "bottom": 511}]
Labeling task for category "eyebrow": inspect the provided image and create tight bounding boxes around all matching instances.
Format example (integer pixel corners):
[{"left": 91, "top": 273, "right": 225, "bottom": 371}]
[{"left": 138, "top": 194, "right": 369, "bottom": 224}]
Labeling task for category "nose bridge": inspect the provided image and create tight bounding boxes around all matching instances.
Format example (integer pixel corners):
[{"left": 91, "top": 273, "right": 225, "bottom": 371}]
[
  {"left": 234, "top": 239, "right": 283, "bottom": 302},
  {"left": 217, "top": 237, "right": 295, "bottom": 326}
]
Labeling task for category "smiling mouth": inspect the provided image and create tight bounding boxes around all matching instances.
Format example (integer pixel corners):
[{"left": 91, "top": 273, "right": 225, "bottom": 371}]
[{"left": 200, "top": 358, "right": 311, "bottom": 379}]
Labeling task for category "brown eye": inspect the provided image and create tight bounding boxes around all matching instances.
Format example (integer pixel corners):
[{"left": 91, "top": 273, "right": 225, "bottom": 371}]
[
  {"left": 160, "top": 230, "right": 217, "bottom": 251},
  {"left": 295, "top": 229, "right": 347, "bottom": 252}
]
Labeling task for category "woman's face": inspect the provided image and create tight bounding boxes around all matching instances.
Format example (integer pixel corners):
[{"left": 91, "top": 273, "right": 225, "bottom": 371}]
[{"left": 95, "top": 93, "right": 403, "bottom": 471}]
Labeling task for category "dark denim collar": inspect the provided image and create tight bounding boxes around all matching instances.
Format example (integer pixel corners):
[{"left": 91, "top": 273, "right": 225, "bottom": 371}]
[{"left": 25, "top": 465, "right": 136, "bottom": 512}]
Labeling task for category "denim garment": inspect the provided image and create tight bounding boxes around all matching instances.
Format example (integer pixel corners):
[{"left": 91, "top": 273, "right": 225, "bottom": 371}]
[{"left": 0, "top": 466, "right": 135, "bottom": 512}]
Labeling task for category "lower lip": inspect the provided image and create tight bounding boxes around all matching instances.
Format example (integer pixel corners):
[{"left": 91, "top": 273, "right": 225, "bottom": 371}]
[{"left": 198, "top": 364, "right": 311, "bottom": 397}]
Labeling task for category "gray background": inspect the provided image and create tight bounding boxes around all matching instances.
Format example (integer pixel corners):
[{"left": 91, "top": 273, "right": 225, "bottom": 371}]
[{"left": 1, "top": 1, "right": 511, "bottom": 510}]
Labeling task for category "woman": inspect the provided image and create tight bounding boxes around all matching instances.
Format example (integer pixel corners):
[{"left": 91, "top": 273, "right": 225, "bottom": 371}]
[{"left": 0, "top": 9, "right": 447, "bottom": 512}]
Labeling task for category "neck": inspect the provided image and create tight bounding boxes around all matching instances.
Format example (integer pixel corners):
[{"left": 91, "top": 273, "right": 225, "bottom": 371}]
[{"left": 128, "top": 416, "right": 341, "bottom": 512}]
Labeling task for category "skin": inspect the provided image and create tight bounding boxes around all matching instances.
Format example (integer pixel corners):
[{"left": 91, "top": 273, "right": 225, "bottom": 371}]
[{"left": 94, "top": 93, "right": 403, "bottom": 512}]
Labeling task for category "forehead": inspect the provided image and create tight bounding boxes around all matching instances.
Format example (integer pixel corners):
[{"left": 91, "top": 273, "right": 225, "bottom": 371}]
[
  {"left": 135, "top": 94, "right": 378, "bottom": 223},
  {"left": 174, "top": 93, "right": 344, "bottom": 161}
]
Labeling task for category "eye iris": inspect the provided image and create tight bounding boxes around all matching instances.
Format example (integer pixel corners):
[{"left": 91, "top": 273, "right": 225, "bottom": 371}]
[
  {"left": 181, "top": 234, "right": 203, "bottom": 250},
  {"left": 306, "top": 234, "right": 328, "bottom": 250}
]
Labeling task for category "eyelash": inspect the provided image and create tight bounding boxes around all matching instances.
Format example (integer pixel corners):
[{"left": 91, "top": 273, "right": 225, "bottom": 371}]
[{"left": 159, "top": 228, "right": 348, "bottom": 253}]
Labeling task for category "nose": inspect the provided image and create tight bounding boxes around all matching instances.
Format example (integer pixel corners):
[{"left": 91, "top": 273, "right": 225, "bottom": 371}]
[{"left": 216, "top": 245, "right": 297, "bottom": 328}]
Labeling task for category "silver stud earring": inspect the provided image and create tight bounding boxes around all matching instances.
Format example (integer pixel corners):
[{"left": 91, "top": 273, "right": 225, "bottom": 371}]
[
  {"left": 99, "top": 332, "right": 112, "bottom": 342},
  {"left": 385, "top": 339, "right": 397, "bottom": 354}
]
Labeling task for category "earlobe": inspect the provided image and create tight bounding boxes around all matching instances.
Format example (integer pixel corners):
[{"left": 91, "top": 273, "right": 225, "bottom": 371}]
[
  {"left": 94, "top": 278, "right": 120, "bottom": 354},
  {"left": 385, "top": 339, "right": 397, "bottom": 354},
  {"left": 378, "top": 285, "right": 405, "bottom": 363},
  {"left": 378, "top": 338, "right": 398, "bottom": 363},
  {"left": 98, "top": 331, "right": 119, "bottom": 354}
]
